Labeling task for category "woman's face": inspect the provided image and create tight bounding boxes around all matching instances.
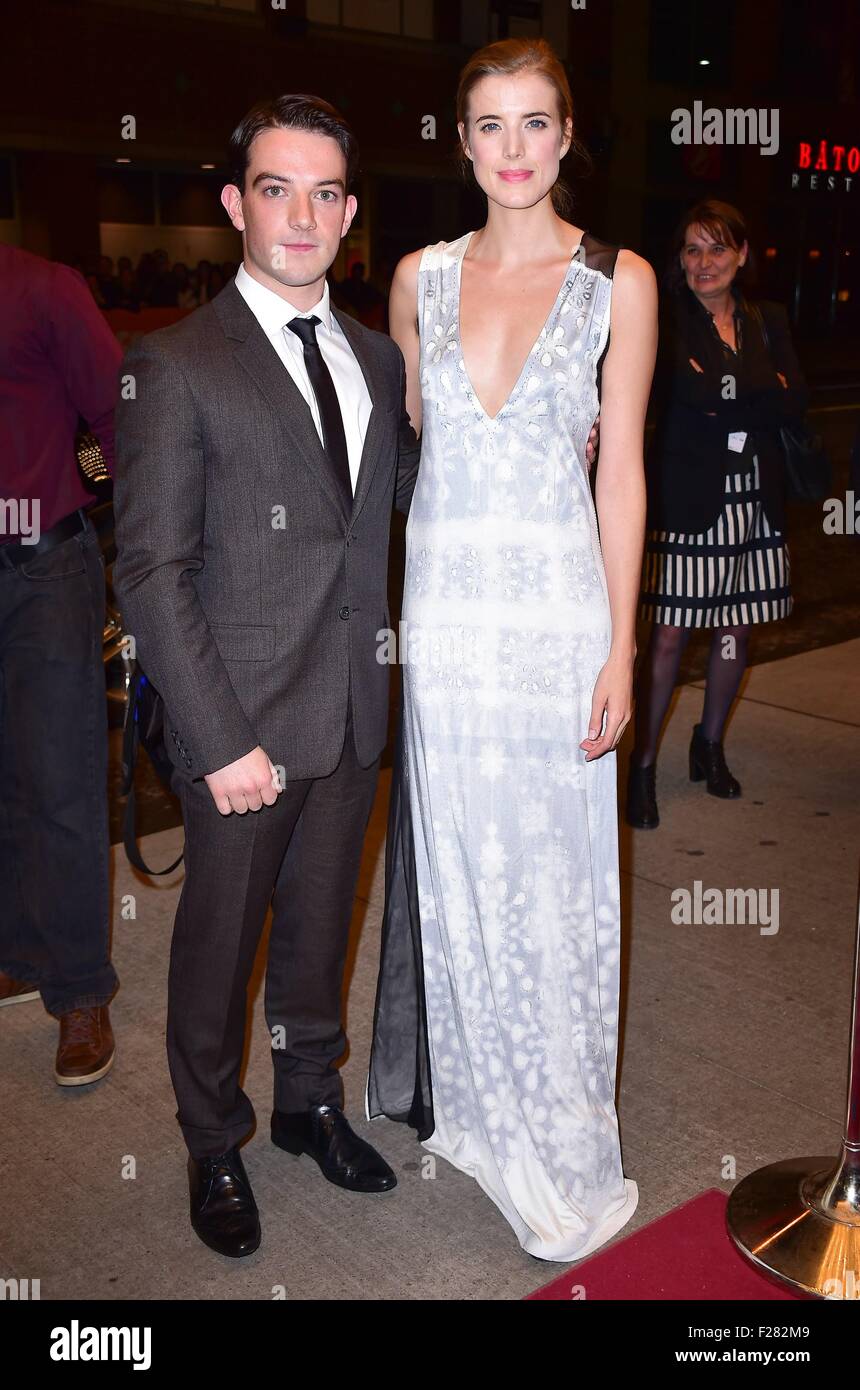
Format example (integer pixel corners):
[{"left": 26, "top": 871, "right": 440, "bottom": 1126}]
[
  {"left": 681, "top": 223, "right": 747, "bottom": 304},
  {"left": 459, "top": 71, "right": 571, "bottom": 212}
]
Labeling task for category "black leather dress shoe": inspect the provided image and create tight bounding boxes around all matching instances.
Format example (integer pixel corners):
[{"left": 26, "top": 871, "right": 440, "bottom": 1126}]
[
  {"left": 271, "top": 1104, "right": 397, "bottom": 1193},
  {"left": 188, "top": 1145, "right": 261, "bottom": 1257},
  {"left": 689, "top": 723, "right": 742, "bottom": 798}
]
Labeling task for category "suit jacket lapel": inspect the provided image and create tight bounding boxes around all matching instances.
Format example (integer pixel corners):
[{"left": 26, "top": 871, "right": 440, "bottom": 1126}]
[
  {"left": 214, "top": 283, "right": 391, "bottom": 528},
  {"left": 213, "top": 280, "right": 349, "bottom": 523},
  {"left": 331, "top": 307, "right": 387, "bottom": 524}
]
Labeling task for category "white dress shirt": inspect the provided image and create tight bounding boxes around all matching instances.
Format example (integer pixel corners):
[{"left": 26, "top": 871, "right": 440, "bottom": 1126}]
[{"left": 234, "top": 262, "right": 372, "bottom": 493}]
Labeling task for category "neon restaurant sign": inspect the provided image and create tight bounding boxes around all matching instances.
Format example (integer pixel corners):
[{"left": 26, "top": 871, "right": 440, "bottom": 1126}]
[{"left": 792, "top": 140, "right": 859, "bottom": 191}]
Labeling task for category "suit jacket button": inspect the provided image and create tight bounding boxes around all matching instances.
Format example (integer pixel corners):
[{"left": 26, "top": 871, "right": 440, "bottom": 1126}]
[{"left": 339, "top": 605, "right": 350, "bottom": 620}]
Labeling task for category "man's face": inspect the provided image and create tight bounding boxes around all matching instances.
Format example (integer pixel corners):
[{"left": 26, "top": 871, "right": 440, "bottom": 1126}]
[{"left": 221, "top": 126, "right": 357, "bottom": 297}]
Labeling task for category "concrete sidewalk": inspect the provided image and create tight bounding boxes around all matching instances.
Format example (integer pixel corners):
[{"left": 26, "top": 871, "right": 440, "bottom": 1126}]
[{"left": 2, "top": 640, "right": 858, "bottom": 1300}]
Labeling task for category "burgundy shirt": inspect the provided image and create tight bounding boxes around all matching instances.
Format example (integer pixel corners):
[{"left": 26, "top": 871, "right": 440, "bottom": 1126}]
[{"left": 0, "top": 243, "right": 123, "bottom": 543}]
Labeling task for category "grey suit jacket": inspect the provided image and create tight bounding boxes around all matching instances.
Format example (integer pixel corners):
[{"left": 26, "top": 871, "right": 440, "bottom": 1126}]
[{"left": 113, "top": 279, "right": 420, "bottom": 783}]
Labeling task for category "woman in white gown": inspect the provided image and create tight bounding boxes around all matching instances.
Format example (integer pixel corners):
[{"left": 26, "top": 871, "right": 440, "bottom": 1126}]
[{"left": 367, "top": 37, "right": 657, "bottom": 1262}]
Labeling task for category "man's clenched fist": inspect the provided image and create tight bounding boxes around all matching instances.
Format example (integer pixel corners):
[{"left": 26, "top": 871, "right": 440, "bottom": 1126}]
[{"left": 204, "top": 745, "right": 282, "bottom": 816}]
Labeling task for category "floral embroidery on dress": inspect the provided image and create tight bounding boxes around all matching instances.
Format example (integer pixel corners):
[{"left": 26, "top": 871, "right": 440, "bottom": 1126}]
[{"left": 395, "top": 230, "right": 638, "bottom": 1262}]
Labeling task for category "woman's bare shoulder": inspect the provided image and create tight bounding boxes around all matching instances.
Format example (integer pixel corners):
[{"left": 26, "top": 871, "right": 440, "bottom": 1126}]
[
  {"left": 614, "top": 247, "right": 657, "bottom": 295},
  {"left": 393, "top": 247, "right": 425, "bottom": 283},
  {"left": 388, "top": 251, "right": 423, "bottom": 326}
]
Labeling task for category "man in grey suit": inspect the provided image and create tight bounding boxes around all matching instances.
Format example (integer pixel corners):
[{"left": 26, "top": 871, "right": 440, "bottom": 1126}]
[{"left": 113, "top": 95, "right": 420, "bottom": 1257}]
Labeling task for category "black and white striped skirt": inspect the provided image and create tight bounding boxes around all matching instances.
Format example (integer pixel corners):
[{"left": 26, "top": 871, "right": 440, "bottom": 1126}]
[{"left": 640, "top": 454, "right": 792, "bottom": 628}]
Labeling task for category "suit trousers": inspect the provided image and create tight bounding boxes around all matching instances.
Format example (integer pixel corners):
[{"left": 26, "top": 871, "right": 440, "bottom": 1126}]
[{"left": 167, "top": 696, "right": 380, "bottom": 1158}]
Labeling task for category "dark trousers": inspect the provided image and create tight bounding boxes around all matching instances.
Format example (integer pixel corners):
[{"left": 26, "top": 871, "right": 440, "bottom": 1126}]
[
  {"left": 0, "top": 517, "right": 117, "bottom": 1014},
  {"left": 167, "top": 702, "right": 380, "bottom": 1158}
]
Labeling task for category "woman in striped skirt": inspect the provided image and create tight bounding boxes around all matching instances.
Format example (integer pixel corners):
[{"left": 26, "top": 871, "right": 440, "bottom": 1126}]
[{"left": 627, "top": 200, "right": 808, "bottom": 828}]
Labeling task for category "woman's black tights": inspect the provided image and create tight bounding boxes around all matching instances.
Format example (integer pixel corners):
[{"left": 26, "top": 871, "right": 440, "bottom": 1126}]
[{"left": 631, "top": 623, "right": 751, "bottom": 767}]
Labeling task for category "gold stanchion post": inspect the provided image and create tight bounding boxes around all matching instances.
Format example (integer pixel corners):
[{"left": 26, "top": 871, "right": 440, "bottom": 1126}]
[{"left": 727, "top": 884, "right": 860, "bottom": 1298}]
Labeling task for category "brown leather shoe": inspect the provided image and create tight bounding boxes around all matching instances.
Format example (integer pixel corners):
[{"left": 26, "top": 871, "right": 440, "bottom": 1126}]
[
  {"left": 55, "top": 1005, "right": 115, "bottom": 1086},
  {"left": 0, "top": 970, "right": 40, "bottom": 1008}
]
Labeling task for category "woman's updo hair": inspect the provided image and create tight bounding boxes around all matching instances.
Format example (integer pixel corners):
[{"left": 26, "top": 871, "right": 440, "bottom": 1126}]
[{"left": 455, "top": 37, "right": 592, "bottom": 218}]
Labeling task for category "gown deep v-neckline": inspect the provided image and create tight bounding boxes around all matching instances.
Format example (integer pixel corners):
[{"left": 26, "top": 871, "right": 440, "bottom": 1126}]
[{"left": 454, "top": 227, "right": 587, "bottom": 425}]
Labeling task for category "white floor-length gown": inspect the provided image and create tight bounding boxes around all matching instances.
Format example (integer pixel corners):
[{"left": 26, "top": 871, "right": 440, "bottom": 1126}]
[{"left": 368, "top": 230, "right": 638, "bottom": 1263}]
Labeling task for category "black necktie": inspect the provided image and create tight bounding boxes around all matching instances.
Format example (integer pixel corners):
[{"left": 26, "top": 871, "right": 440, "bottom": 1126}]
[{"left": 286, "top": 315, "right": 353, "bottom": 514}]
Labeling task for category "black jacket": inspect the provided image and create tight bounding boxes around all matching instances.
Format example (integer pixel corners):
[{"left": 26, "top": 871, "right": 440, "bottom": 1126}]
[{"left": 646, "top": 284, "right": 809, "bottom": 534}]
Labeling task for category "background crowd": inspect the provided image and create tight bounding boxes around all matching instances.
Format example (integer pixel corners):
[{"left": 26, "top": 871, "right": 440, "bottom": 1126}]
[{"left": 77, "top": 250, "right": 387, "bottom": 328}]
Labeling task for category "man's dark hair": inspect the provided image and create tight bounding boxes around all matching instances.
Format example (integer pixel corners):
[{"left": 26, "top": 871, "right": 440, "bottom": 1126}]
[{"left": 228, "top": 94, "right": 359, "bottom": 194}]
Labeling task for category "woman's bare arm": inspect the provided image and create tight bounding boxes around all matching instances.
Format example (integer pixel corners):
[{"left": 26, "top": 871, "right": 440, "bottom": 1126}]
[
  {"left": 581, "top": 248, "right": 658, "bottom": 759},
  {"left": 388, "top": 249, "right": 423, "bottom": 436}
]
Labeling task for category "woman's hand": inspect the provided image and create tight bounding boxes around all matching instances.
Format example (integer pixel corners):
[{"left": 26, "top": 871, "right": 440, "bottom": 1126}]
[
  {"left": 585, "top": 414, "right": 600, "bottom": 470},
  {"left": 580, "top": 651, "right": 635, "bottom": 761}
]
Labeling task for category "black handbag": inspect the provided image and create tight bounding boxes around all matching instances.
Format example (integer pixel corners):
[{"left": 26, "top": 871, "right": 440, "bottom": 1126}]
[
  {"left": 749, "top": 304, "right": 832, "bottom": 502},
  {"left": 120, "top": 667, "right": 184, "bottom": 876}
]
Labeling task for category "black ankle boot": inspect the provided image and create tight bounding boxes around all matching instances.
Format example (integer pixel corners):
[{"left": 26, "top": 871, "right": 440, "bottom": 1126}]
[
  {"left": 626, "top": 755, "right": 659, "bottom": 829},
  {"left": 688, "top": 723, "right": 741, "bottom": 798}
]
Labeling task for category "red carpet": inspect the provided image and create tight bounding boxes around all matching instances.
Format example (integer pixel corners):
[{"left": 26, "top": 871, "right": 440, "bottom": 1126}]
[{"left": 525, "top": 1189, "right": 811, "bottom": 1300}]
